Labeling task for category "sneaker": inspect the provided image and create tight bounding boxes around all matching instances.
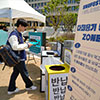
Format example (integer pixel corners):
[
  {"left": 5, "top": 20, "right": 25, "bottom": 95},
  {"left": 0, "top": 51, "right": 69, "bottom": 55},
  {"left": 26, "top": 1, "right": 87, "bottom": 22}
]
[
  {"left": 26, "top": 85, "right": 37, "bottom": 90},
  {"left": 8, "top": 88, "right": 20, "bottom": 95}
]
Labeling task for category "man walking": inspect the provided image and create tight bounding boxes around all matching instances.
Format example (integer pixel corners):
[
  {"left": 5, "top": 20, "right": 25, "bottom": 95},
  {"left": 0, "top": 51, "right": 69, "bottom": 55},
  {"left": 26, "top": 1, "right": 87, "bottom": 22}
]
[{"left": 7, "top": 18, "right": 37, "bottom": 95}]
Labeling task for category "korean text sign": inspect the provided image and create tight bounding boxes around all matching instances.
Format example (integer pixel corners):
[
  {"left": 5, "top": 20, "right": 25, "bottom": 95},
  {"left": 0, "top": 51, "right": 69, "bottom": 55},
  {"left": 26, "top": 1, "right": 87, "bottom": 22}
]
[{"left": 65, "top": 0, "right": 100, "bottom": 100}]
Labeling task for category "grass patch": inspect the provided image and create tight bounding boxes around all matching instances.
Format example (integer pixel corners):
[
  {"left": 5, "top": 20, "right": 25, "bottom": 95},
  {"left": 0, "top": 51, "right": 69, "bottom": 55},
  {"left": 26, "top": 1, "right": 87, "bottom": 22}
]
[{"left": 48, "top": 33, "right": 75, "bottom": 42}]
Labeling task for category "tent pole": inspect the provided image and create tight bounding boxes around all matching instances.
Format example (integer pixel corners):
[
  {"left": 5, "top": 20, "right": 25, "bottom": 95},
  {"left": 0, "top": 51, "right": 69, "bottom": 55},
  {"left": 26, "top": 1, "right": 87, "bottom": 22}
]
[
  {"left": 10, "top": 18, "right": 12, "bottom": 32},
  {"left": 44, "top": 21, "right": 46, "bottom": 27},
  {"left": 9, "top": 8, "right": 12, "bottom": 33},
  {"left": 44, "top": 17, "right": 46, "bottom": 27}
]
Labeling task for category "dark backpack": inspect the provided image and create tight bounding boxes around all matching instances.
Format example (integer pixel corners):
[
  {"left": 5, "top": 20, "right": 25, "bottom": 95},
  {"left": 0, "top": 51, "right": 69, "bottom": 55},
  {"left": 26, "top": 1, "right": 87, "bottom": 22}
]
[{"left": 0, "top": 30, "right": 21, "bottom": 70}]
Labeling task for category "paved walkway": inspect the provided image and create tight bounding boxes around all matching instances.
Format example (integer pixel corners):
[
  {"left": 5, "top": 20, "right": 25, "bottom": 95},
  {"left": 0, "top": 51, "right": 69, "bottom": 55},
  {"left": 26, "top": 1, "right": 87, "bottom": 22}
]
[{"left": 0, "top": 58, "right": 45, "bottom": 100}]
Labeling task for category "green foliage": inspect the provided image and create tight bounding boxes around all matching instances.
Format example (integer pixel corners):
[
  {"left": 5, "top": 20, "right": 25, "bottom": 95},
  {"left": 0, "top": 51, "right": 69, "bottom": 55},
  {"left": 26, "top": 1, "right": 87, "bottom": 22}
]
[
  {"left": 63, "top": 13, "right": 78, "bottom": 32},
  {"left": 42, "top": 0, "right": 80, "bottom": 34},
  {"left": 48, "top": 37, "right": 56, "bottom": 42},
  {"left": 42, "top": 0, "right": 69, "bottom": 34},
  {"left": 56, "top": 36, "right": 65, "bottom": 42}
]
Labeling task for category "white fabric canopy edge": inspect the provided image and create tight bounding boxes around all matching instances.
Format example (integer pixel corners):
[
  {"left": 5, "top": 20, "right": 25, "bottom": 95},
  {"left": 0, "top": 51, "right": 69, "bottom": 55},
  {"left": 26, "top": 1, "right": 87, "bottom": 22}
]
[{"left": 0, "top": 0, "right": 46, "bottom": 23}]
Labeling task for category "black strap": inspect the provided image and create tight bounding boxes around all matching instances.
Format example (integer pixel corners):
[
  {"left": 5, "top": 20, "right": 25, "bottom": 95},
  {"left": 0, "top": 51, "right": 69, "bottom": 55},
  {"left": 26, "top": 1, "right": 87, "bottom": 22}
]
[
  {"left": 14, "top": 29, "right": 21, "bottom": 43},
  {"left": 2, "top": 63, "right": 6, "bottom": 71}
]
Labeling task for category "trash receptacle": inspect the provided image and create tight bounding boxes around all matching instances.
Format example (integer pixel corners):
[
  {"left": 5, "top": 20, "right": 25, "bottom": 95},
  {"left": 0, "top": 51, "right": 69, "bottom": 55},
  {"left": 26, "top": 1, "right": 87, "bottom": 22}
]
[
  {"left": 40, "top": 55, "right": 61, "bottom": 92},
  {"left": 45, "top": 63, "right": 69, "bottom": 100},
  {"left": 64, "top": 40, "right": 74, "bottom": 51},
  {"left": 62, "top": 40, "right": 74, "bottom": 63},
  {"left": 29, "top": 32, "right": 46, "bottom": 54},
  {"left": 49, "top": 42, "right": 57, "bottom": 51},
  {"left": 40, "top": 41, "right": 63, "bottom": 92},
  {"left": 64, "top": 48, "right": 72, "bottom": 65}
]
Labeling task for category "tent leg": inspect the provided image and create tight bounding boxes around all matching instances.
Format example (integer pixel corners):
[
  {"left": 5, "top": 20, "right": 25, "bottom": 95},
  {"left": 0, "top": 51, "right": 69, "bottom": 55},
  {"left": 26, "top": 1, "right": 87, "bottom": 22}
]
[
  {"left": 9, "top": 8, "right": 12, "bottom": 32},
  {"left": 9, "top": 18, "right": 12, "bottom": 32},
  {"left": 9, "top": 8, "right": 12, "bottom": 33},
  {"left": 44, "top": 22, "right": 46, "bottom": 28}
]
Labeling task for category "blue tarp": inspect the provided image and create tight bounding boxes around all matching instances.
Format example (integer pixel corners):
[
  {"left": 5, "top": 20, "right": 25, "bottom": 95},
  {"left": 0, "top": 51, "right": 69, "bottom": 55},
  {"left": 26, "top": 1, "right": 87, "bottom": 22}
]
[{"left": 0, "top": 30, "right": 8, "bottom": 46}]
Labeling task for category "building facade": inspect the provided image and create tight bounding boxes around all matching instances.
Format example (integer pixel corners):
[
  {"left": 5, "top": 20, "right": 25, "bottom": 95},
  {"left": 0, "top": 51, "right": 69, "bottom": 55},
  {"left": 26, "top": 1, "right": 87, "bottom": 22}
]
[
  {"left": 24, "top": 0, "right": 79, "bottom": 27},
  {"left": 25, "top": 0, "right": 79, "bottom": 14}
]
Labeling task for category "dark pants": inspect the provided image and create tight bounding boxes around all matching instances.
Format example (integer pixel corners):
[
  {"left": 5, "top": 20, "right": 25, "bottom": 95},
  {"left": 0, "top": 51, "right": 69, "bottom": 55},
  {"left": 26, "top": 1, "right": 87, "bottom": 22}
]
[{"left": 8, "top": 61, "right": 33, "bottom": 91}]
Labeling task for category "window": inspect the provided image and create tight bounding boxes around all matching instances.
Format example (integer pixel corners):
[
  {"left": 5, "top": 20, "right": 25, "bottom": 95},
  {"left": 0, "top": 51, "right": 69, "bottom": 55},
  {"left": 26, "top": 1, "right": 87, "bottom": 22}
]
[
  {"left": 72, "top": 6, "right": 74, "bottom": 11},
  {"left": 38, "top": 3, "right": 40, "bottom": 7},
  {"left": 41, "top": 3, "right": 43, "bottom": 7},
  {"left": 35, "top": 3, "right": 37, "bottom": 7},
  {"left": 44, "top": 2, "right": 47, "bottom": 6},
  {"left": 45, "top": 9, "right": 47, "bottom": 13},
  {"left": 68, "top": 0, "right": 71, "bottom": 4},
  {"left": 32, "top": 4, "right": 34, "bottom": 8},
  {"left": 72, "top": 0, "right": 75, "bottom": 3}
]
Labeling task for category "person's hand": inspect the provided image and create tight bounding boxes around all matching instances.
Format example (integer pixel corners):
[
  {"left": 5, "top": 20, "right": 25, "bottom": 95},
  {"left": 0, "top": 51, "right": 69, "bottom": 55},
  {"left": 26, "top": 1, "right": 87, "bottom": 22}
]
[{"left": 28, "top": 43, "right": 33, "bottom": 48}]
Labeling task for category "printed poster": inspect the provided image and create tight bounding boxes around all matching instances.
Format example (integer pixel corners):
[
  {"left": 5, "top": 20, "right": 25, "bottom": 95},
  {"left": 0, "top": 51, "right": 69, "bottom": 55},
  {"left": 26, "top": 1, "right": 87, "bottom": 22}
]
[
  {"left": 65, "top": 0, "right": 100, "bottom": 100},
  {"left": 64, "top": 49, "right": 71, "bottom": 65},
  {"left": 50, "top": 73, "right": 68, "bottom": 100}
]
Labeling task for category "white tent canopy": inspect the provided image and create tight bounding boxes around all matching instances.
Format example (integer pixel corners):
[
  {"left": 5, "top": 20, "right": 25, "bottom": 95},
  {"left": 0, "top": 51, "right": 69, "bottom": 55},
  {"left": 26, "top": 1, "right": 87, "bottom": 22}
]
[{"left": 0, "top": 0, "right": 46, "bottom": 23}]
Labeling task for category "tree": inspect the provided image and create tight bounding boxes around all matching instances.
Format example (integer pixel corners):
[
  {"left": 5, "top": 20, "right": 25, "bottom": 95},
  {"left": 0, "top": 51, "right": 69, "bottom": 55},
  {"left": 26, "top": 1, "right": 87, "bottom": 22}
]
[
  {"left": 42, "top": 0, "right": 80, "bottom": 34},
  {"left": 42, "top": 0, "right": 69, "bottom": 35},
  {"left": 63, "top": 13, "right": 78, "bottom": 32},
  {"left": 63, "top": 0, "right": 80, "bottom": 33}
]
